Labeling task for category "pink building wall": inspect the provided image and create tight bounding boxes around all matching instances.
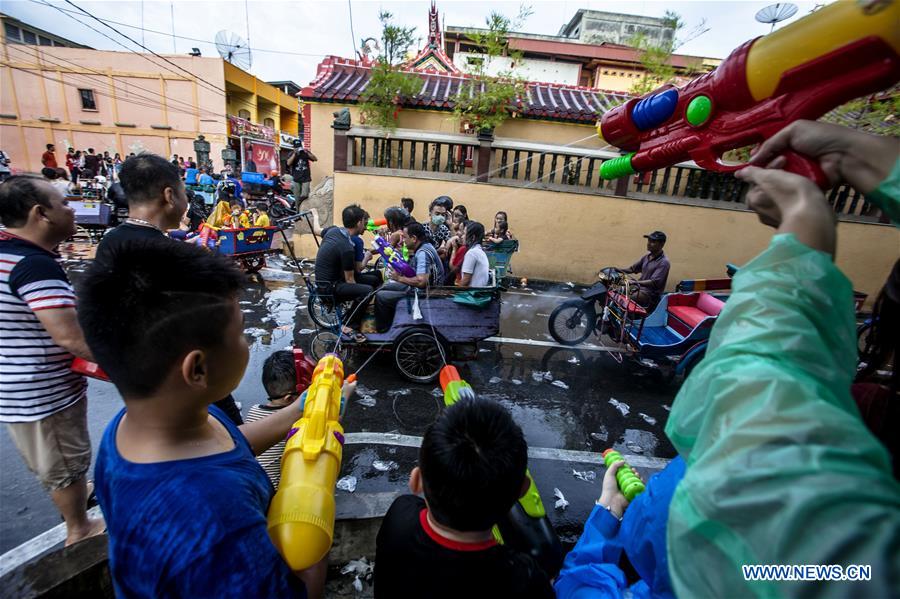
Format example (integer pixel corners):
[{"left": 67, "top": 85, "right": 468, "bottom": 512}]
[{"left": 0, "top": 44, "right": 229, "bottom": 173}]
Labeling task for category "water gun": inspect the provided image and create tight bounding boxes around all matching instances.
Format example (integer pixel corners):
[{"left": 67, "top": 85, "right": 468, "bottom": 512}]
[
  {"left": 601, "top": 449, "right": 646, "bottom": 501},
  {"left": 598, "top": 1, "right": 900, "bottom": 187},
  {"left": 365, "top": 217, "right": 387, "bottom": 232},
  {"left": 268, "top": 354, "right": 347, "bottom": 570},
  {"left": 71, "top": 357, "right": 110, "bottom": 381},
  {"left": 440, "top": 365, "right": 564, "bottom": 578},
  {"left": 373, "top": 236, "right": 416, "bottom": 278}
]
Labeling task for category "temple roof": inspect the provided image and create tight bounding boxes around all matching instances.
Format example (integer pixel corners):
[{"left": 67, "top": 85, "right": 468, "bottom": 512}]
[{"left": 300, "top": 56, "right": 630, "bottom": 123}]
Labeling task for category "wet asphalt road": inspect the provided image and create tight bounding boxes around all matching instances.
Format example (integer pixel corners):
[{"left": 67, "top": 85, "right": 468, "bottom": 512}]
[{"left": 0, "top": 246, "right": 678, "bottom": 555}]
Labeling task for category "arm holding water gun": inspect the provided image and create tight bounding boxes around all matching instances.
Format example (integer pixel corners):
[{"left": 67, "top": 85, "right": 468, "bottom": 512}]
[
  {"left": 663, "top": 120, "right": 900, "bottom": 596},
  {"left": 597, "top": 0, "right": 899, "bottom": 188},
  {"left": 440, "top": 365, "right": 564, "bottom": 579},
  {"left": 373, "top": 236, "right": 416, "bottom": 278},
  {"left": 555, "top": 455, "right": 686, "bottom": 599},
  {"left": 267, "top": 354, "right": 356, "bottom": 579}
]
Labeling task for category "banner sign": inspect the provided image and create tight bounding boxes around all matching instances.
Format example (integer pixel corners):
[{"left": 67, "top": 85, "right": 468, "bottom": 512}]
[{"left": 228, "top": 115, "right": 275, "bottom": 142}]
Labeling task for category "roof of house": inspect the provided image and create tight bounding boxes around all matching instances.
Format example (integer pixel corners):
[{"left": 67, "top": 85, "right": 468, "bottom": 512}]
[{"left": 299, "top": 56, "right": 630, "bottom": 123}]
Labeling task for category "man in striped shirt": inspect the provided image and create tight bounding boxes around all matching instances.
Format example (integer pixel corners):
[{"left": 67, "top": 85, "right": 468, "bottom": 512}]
[{"left": 0, "top": 176, "right": 105, "bottom": 545}]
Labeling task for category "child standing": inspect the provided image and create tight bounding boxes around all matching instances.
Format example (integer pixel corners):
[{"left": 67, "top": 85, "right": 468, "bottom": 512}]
[
  {"left": 79, "top": 240, "right": 331, "bottom": 598},
  {"left": 253, "top": 203, "right": 271, "bottom": 227},
  {"left": 374, "top": 397, "right": 554, "bottom": 598}
]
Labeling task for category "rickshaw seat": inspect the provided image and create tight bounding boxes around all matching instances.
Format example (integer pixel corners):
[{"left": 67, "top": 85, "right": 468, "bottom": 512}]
[
  {"left": 608, "top": 291, "right": 647, "bottom": 317},
  {"left": 667, "top": 293, "right": 724, "bottom": 332}
]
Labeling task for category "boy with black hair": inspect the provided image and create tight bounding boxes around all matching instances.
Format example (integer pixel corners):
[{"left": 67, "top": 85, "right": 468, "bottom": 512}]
[
  {"left": 374, "top": 221, "right": 444, "bottom": 332},
  {"left": 314, "top": 204, "right": 373, "bottom": 338},
  {"left": 400, "top": 197, "right": 414, "bottom": 217},
  {"left": 374, "top": 397, "right": 554, "bottom": 599},
  {"left": 79, "top": 239, "right": 327, "bottom": 598},
  {"left": 246, "top": 349, "right": 357, "bottom": 488}
]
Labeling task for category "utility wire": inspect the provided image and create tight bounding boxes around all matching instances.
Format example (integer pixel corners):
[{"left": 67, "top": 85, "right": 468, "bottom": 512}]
[
  {"left": 347, "top": 0, "right": 358, "bottom": 59},
  {"left": 33, "top": 0, "right": 225, "bottom": 100},
  {"left": 26, "top": 1, "right": 328, "bottom": 57},
  {"left": 4, "top": 44, "right": 231, "bottom": 121},
  {"left": 62, "top": 0, "right": 228, "bottom": 97}
]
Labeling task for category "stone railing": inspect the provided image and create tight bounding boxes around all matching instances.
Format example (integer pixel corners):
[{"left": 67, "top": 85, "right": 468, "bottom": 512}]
[{"left": 333, "top": 126, "right": 887, "bottom": 223}]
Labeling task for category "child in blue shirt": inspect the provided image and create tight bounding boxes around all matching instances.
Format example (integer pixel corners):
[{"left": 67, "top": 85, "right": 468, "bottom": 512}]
[{"left": 79, "top": 239, "right": 330, "bottom": 598}]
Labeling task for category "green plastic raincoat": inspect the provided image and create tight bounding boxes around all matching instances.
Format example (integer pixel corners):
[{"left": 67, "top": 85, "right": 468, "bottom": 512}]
[{"left": 665, "top": 233, "right": 900, "bottom": 598}]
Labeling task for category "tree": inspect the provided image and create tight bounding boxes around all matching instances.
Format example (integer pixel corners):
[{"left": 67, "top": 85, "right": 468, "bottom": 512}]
[
  {"left": 453, "top": 5, "right": 533, "bottom": 132},
  {"left": 358, "top": 11, "right": 421, "bottom": 130},
  {"left": 628, "top": 11, "right": 708, "bottom": 96},
  {"left": 822, "top": 92, "right": 900, "bottom": 137}
]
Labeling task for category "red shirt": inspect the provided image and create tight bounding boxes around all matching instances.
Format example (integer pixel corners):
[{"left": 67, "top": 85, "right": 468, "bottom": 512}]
[{"left": 41, "top": 151, "right": 57, "bottom": 169}]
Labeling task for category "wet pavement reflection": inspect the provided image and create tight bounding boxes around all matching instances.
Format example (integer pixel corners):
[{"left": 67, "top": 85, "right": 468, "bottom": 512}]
[{"left": 0, "top": 242, "right": 678, "bottom": 554}]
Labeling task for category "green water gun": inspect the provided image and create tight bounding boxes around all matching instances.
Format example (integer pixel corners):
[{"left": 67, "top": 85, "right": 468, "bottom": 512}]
[
  {"left": 440, "top": 365, "right": 563, "bottom": 578},
  {"left": 602, "top": 449, "right": 646, "bottom": 501}
]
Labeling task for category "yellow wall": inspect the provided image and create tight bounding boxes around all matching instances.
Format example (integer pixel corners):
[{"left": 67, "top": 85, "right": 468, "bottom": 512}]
[
  {"left": 332, "top": 171, "right": 898, "bottom": 301},
  {"left": 223, "top": 60, "right": 298, "bottom": 135},
  {"left": 307, "top": 102, "right": 603, "bottom": 186}
]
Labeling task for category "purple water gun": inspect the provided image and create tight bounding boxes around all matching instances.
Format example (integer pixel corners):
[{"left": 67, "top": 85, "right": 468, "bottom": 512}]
[{"left": 373, "top": 236, "right": 416, "bottom": 278}]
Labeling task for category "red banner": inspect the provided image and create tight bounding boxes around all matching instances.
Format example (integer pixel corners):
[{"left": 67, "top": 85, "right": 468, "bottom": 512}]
[{"left": 246, "top": 141, "right": 278, "bottom": 174}]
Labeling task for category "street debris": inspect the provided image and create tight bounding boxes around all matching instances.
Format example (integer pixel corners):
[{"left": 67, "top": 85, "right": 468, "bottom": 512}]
[
  {"left": 554, "top": 488, "right": 569, "bottom": 510},
  {"left": 609, "top": 397, "right": 630, "bottom": 417},
  {"left": 573, "top": 469, "right": 597, "bottom": 483},
  {"left": 336, "top": 475, "right": 358, "bottom": 493}
]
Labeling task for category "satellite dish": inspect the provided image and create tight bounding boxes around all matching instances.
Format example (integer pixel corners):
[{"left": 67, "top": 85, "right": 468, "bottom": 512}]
[
  {"left": 755, "top": 3, "right": 798, "bottom": 31},
  {"left": 215, "top": 30, "right": 252, "bottom": 70}
]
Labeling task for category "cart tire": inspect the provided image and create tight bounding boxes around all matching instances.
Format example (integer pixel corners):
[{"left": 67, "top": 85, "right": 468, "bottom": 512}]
[
  {"left": 393, "top": 330, "right": 446, "bottom": 383},
  {"left": 241, "top": 255, "right": 266, "bottom": 273},
  {"left": 548, "top": 300, "right": 596, "bottom": 346},
  {"left": 680, "top": 349, "right": 705, "bottom": 381},
  {"left": 307, "top": 293, "right": 350, "bottom": 330},
  {"left": 309, "top": 331, "right": 347, "bottom": 363}
]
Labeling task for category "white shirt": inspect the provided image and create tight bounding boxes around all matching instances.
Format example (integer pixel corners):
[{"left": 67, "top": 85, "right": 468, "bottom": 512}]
[{"left": 461, "top": 244, "right": 490, "bottom": 287}]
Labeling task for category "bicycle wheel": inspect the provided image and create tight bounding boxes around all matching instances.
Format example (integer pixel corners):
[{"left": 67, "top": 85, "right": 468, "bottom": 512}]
[
  {"left": 307, "top": 293, "right": 345, "bottom": 329},
  {"left": 548, "top": 300, "right": 596, "bottom": 346}
]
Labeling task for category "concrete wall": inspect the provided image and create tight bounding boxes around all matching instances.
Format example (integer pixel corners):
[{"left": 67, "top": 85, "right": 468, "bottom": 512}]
[
  {"left": 306, "top": 103, "right": 603, "bottom": 187},
  {"left": 452, "top": 52, "right": 582, "bottom": 86},
  {"left": 573, "top": 11, "right": 675, "bottom": 47},
  {"left": 331, "top": 171, "right": 898, "bottom": 301},
  {"left": 1, "top": 44, "right": 228, "bottom": 171}
]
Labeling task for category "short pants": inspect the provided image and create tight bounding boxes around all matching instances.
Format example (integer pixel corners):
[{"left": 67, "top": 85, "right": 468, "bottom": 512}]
[{"left": 6, "top": 398, "right": 91, "bottom": 491}]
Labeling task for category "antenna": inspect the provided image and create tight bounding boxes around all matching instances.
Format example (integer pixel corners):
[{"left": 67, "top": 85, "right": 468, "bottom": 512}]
[
  {"left": 755, "top": 3, "right": 798, "bottom": 32},
  {"left": 215, "top": 30, "right": 252, "bottom": 71}
]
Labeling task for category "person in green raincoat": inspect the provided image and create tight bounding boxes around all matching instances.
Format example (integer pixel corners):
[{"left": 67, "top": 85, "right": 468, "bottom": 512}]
[{"left": 665, "top": 120, "right": 900, "bottom": 599}]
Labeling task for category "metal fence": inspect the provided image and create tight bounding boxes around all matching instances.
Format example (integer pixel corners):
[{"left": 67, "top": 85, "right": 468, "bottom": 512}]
[{"left": 340, "top": 127, "right": 884, "bottom": 222}]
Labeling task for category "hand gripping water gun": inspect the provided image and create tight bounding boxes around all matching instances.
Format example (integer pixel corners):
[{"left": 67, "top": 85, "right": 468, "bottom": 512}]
[
  {"left": 601, "top": 449, "right": 646, "bottom": 501},
  {"left": 373, "top": 236, "right": 416, "bottom": 278},
  {"left": 440, "top": 365, "right": 564, "bottom": 578},
  {"left": 598, "top": 0, "right": 900, "bottom": 187},
  {"left": 365, "top": 217, "right": 387, "bottom": 232},
  {"left": 268, "top": 354, "right": 348, "bottom": 570}
]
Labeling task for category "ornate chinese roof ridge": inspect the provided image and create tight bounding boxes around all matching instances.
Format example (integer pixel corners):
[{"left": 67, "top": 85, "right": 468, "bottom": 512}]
[{"left": 299, "top": 55, "right": 632, "bottom": 123}]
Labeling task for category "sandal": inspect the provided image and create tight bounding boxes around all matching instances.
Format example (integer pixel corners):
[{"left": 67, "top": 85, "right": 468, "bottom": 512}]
[{"left": 341, "top": 326, "right": 367, "bottom": 343}]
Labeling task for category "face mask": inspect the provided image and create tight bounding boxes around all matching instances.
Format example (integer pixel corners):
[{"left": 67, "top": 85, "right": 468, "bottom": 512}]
[{"left": 431, "top": 215, "right": 446, "bottom": 226}]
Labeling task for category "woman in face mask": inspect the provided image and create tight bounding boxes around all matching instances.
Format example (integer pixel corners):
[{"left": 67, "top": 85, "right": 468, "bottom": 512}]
[{"left": 426, "top": 196, "right": 454, "bottom": 257}]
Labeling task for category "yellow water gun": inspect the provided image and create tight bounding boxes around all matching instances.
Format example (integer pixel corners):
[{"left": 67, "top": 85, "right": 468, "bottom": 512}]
[{"left": 267, "top": 354, "right": 349, "bottom": 570}]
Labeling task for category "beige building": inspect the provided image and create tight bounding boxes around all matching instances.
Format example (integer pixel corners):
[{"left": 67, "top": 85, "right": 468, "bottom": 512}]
[{"left": 0, "top": 13, "right": 298, "bottom": 174}]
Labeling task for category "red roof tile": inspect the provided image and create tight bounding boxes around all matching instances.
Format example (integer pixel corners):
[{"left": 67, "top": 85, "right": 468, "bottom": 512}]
[{"left": 300, "top": 56, "right": 631, "bottom": 123}]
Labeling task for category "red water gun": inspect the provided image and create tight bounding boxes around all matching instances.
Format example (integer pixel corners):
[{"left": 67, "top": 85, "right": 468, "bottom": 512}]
[{"left": 598, "top": 1, "right": 900, "bottom": 188}]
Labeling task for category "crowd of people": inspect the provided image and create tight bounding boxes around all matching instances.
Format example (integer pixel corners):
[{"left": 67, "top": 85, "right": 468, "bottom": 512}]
[
  {"left": 312, "top": 195, "right": 518, "bottom": 338},
  {"left": 0, "top": 119, "right": 897, "bottom": 598}
]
